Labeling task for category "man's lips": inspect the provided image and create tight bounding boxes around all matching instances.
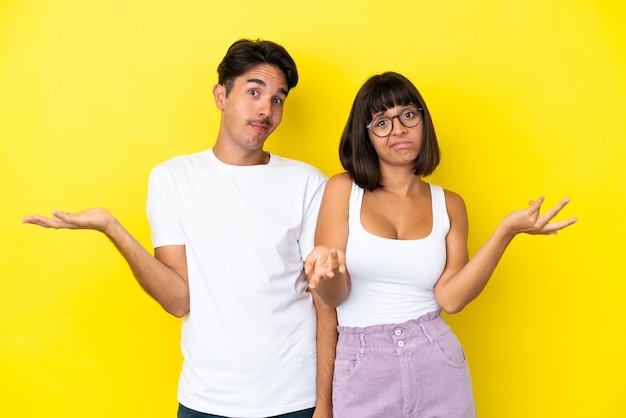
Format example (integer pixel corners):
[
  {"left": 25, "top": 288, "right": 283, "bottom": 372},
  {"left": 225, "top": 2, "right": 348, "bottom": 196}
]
[{"left": 248, "top": 120, "right": 271, "bottom": 133}]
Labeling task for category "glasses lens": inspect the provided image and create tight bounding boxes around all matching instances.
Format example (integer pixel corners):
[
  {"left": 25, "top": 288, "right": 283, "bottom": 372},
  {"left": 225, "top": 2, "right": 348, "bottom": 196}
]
[
  {"left": 369, "top": 107, "right": 422, "bottom": 137},
  {"left": 371, "top": 117, "right": 392, "bottom": 137},
  {"left": 400, "top": 108, "right": 421, "bottom": 128}
]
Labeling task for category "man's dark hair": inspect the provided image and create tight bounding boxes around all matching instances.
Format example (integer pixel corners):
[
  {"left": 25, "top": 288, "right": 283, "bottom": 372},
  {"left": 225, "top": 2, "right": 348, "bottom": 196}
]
[
  {"left": 217, "top": 39, "right": 298, "bottom": 96},
  {"left": 339, "top": 72, "right": 440, "bottom": 191}
]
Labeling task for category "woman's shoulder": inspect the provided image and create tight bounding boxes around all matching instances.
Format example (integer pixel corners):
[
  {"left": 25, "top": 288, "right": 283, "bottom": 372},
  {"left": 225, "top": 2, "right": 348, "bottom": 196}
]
[
  {"left": 327, "top": 172, "right": 353, "bottom": 188},
  {"left": 323, "top": 172, "right": 353, "bottom": 199},
  {"left": 440, "top": 187, "right": 467, "bottom": 218},
  {"left": 441, "top": 187, "right": 464, "bottom": 203}
]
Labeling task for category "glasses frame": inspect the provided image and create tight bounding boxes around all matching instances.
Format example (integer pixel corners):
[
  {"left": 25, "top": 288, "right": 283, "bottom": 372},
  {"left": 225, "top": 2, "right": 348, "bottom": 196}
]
[{"left": 366, "top": 106, "right": 423, "bottom": 138}]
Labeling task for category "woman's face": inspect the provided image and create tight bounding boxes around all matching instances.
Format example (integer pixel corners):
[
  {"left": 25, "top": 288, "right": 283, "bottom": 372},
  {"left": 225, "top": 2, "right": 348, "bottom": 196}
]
[{"left": 367, "top": 104, "right": 424, "bottom": 168}]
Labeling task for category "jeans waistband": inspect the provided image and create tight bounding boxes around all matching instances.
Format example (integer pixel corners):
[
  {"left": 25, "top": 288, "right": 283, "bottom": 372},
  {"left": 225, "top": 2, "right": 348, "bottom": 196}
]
[{"left": 336, "top": 310, "right": 450, "bottom": 354}]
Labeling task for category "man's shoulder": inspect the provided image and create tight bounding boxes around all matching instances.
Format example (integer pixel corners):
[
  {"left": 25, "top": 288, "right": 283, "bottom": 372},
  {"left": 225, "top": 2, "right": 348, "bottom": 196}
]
[{"left": 151, "top": 150, "right": 211, "bottom": 173}]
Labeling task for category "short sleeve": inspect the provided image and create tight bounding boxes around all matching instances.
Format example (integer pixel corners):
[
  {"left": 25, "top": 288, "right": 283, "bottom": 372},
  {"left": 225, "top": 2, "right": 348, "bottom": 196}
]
[
  {"left": 146, "top": 165, "right": 185, "bottom": 248},
  {"left": 298, "top": 172, "right": 327, "bottom": 259}
]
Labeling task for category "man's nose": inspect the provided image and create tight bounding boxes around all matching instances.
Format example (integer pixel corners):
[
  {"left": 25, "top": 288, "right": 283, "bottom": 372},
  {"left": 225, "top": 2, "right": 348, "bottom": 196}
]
[{"left": 257, "top": 98, "right": 273, "bottom": 118}]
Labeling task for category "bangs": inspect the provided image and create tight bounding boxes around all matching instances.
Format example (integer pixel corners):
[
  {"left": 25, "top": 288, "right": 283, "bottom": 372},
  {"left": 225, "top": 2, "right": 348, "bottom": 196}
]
[{"left": 366, "top": 75, "right": 418, "bottom": 115}]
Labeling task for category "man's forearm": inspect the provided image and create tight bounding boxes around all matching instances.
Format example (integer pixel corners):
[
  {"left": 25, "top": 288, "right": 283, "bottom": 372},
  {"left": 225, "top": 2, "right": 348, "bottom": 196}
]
[
  {"left": 312, "top": 292, "right": 337, "bottom": 417},
  {"left": 105, "top": 220, "right": 190, "bottom": 317}
]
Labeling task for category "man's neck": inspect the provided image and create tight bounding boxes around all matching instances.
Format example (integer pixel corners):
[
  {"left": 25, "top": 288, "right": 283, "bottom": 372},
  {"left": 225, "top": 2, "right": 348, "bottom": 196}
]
[{"left": 212, "top": 144, "right": 270, "bottom": 166}]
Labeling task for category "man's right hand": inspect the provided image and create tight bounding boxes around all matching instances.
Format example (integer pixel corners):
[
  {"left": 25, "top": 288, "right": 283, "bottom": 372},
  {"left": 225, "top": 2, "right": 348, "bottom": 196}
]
[
  {"left": 24, "top": 208, "right": 190, "bottom": 316},
  {"left": 23, "top": 208, "right": 116, "bottom": 234}
]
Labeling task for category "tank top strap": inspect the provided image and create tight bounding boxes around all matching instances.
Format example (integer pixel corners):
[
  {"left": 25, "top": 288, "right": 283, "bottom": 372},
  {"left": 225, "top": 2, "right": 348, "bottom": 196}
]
[
  {"left": 348, "top": 181, "right": 364, "bottom": 226},
  {"left": 428, "top": 184, "right": 450, "bottom": 234}
]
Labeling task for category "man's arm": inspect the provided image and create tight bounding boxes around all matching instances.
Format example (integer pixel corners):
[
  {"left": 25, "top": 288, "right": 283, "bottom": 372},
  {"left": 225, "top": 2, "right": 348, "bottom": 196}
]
[
  {"left": 311, "top": 289, "right": 337, "bottom": 418},
  {"left": 23, "top": 208, "right": 190, "bottom": 317}
]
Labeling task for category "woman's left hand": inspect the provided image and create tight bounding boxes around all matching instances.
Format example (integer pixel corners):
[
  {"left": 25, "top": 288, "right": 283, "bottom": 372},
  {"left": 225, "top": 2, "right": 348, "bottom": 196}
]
[{"left": 502, "top": 196, "right": 578, "bottom": 236}]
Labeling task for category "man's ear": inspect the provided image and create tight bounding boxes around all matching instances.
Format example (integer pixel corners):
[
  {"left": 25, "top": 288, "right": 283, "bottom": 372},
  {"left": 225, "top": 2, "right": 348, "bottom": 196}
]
[{"left": 213, "top": 84, "right": 226, "bottom": 110}]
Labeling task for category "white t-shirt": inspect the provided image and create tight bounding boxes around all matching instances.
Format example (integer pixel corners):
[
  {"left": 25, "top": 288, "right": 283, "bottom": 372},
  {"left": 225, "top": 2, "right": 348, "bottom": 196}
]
[
  {"left": 147, "top": 149, "right": 327, "bottom": 417},
  {"left": 337, "top": 182, "right": 449, "bottom": 328}
]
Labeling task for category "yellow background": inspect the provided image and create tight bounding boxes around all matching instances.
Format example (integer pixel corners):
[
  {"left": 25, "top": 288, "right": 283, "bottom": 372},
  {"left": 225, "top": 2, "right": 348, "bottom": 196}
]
[{"left": 2, "top": 0, "right": 624, "bottom": 417}]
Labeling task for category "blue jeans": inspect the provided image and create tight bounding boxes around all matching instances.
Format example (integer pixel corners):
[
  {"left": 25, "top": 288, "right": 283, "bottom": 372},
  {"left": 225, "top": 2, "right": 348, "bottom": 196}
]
[{"left": 177, "top": 403, "right": 315, "bottom": 418}]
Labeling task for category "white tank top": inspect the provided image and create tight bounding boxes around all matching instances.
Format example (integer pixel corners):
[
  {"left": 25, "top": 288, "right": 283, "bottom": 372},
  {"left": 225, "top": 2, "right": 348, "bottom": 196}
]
[{"left": 336, "top": 182, "right": 450, "bottom": 327}]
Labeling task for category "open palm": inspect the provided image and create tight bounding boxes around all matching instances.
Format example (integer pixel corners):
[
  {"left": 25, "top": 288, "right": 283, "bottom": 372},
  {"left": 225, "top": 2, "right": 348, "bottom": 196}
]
[
  {"left": 23, "top": 208, "right": 115, "bottom": 233},
  {"left": 503, "top": 196, "right": 577, "bottom": 235}
]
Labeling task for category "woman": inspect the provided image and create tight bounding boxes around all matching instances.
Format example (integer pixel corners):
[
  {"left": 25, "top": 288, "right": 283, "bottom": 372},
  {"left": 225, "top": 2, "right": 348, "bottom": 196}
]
[{"left": 304, "top": 72, "right": 577, "bottom": 417}]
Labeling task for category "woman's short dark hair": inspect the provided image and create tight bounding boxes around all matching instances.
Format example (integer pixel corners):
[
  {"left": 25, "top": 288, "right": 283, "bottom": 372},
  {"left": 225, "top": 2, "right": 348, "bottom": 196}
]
[
  {"left": 339, "top": 72, "right": 440, "bottom": 191},
  {"left": 217, "top": 39, "right": 298, "bottom": 96}
]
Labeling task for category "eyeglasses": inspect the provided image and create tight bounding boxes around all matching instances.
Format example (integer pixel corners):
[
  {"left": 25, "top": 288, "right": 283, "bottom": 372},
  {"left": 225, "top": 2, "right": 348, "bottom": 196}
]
[{"left": 366, "top": 106, "right": 423, "bottom": 138}]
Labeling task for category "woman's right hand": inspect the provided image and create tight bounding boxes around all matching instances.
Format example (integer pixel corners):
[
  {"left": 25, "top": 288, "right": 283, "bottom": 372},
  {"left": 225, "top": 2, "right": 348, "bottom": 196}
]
[{"left": 304, "top": 245, "right": 346, "bottom": 290}]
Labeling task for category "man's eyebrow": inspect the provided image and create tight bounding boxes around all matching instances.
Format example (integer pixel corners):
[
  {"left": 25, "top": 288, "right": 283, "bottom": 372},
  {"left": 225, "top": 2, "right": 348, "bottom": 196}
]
[
  {"left": 247, "top": 78, "right": 266, "bottom": 87},
  {"left": 246, "top": 78, "right": 288, "bottom": 97}
]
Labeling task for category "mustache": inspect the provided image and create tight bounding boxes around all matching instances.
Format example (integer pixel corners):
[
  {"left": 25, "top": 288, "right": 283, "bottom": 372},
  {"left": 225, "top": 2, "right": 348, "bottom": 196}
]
[{"left": 247, "top": 119, "right": 271, "bottom": 127}]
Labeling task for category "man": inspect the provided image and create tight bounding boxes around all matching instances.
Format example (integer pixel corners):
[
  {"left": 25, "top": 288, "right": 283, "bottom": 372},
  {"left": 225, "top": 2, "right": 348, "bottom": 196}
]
[{"left": 23, "top": 39, "right": 335, "bottom": 418}]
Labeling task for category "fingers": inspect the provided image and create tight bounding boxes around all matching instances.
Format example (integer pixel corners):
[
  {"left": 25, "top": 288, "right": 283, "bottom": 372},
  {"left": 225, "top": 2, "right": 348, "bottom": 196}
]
[
  {"left": 22, "top": 213, "right": 70, "bottom": 229},
  {"left": 525, "top": 196, "right": 577, "bottom": 234},
  {"left": 304, "top": 246, "right": 346, "bottom": 289},
  {"left": 528, "top": 196, "right": 572, "bottom": 221},
  {"left": 22, "top": 214, "right": 48, "bottom": 227},
  {"left": 534, "top": 197, "right": 575, "bottom": 232},
  {"left": 505, "top": 196, "right": 577, "bottom": 236},
  {"left": 540, "top": 197, "right": 571, "bottom": 222},
  {"left": 53, "top": 210, "right": 94, "bottom": 228},
  {"left": 527, "top": 196, "right": 545, "bottom": 216},
  {"left": 308, "top": 275, "right": 321, "bottom": 290},
  {"left": 22, "top": 209, "right": 102, "bottom": 230},
  {"left": 307, "top": 268, "right": 333, "bottom": 290},
  {"left": 329, "top": 249, "right": 347, "bottom": 274},
  {"left": 51, "top": 210, "right": 72, "bottom": 221},
  {"left": 304, "top": 248, "right": 328, "bottom": 290},
  {"left": 303, "top": 257, "right": 314, "bottom": 277},
  {"left": 335, "top": 249, "right": 347, "bottom": 274},
  {"left": 537, "top": 217, "right": 578, "bottom": 234}
]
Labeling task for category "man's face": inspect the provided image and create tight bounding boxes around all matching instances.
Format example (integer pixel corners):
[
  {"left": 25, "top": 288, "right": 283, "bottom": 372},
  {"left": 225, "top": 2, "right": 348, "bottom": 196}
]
[{"left": 214, "top": 64, "right": 288, "bottom": 154}]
